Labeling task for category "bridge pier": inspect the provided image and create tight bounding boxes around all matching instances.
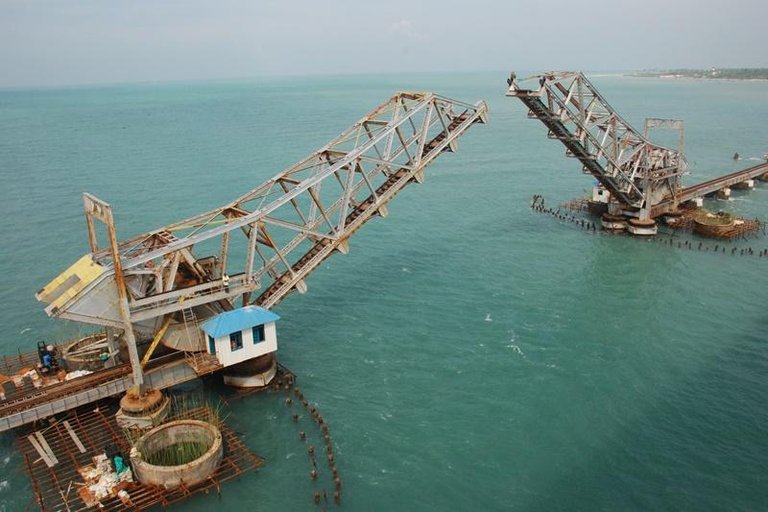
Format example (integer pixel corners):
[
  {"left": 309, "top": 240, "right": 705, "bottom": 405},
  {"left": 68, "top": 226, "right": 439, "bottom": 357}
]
[
  {"left": 115, "top": 388, "right": 170, "bottom": 429},
  {"left": 716, "top": 187, "right": 731, "bottom": 199},
  {"left": 627, "top": 218, "right": 658, "bottom": 236},
  {"left": 601, "top": 213, "right": 627, "bottom": 231},
  {"left": 732, "top": 179, "right": 755, "bottom": 190},
  {"left": 223, "top": 353, "right": 278, "bottom": 388}
]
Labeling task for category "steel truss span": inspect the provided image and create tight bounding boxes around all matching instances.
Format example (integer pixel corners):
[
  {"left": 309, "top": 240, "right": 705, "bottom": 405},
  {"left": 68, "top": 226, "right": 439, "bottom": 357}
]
[
  {"left": 38, "top": 92, "right": 488, "bottom": 335},
  {"left": 507, "top": 71, "right": 685, "bottom": 217}
]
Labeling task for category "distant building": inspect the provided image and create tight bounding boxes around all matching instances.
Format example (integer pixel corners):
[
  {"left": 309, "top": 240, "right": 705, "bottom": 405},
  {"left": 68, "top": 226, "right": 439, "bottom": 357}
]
[{"left": 200, "top": 306, "right": 280, "bottom": 368}]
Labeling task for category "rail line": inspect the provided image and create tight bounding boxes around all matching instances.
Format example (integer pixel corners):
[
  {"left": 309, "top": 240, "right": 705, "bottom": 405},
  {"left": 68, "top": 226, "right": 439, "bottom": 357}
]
[{"left": 651, "top": 161, "right": 768, "bottom": 216}]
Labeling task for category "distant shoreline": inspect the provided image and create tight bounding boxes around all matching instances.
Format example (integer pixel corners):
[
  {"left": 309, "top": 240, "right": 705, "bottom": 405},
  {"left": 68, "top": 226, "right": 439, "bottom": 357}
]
[{"left": 626, "top": 68, "right": 768, "bottom": 81}]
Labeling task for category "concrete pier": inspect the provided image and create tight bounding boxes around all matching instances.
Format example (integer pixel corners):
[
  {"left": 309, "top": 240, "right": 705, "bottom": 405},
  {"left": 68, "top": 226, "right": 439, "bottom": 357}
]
[
  {"left": 116, "top": 388, "right": 170, "bottom": 429},
  {"left": 716, "top": 187, "right": 731, "bottom": 199},
  {"left": 601, "top": 213, "right": 627, "bottom": 231},
  {"left": 626, "top": 218, "right": 658, "bottom": 236},
  {"left": 223, "top": 353, "right": 278, "bottom": 388},
  {"left": 732, "top": 179, "right": 755, "bottom": 190}
]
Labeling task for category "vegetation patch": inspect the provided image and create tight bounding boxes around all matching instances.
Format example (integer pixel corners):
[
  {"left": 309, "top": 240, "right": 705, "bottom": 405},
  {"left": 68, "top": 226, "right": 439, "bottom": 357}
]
[{"left": 143, "top": 440, "right": 211, "bottom": 466}]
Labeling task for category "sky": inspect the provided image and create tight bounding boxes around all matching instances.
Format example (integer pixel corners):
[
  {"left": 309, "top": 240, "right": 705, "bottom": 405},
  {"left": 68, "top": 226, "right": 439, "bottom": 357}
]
[{"left": 0, "top": 0, "right": 766, "bottom": 88}]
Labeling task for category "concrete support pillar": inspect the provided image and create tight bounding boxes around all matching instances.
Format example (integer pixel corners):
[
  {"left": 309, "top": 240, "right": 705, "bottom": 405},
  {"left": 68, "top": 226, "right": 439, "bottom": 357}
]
[
  {"left": 223, "top": 353, "right": 278, "bottom": 388},
  {"left": 627, "top": 218, "right": 658, "bottom": 236},
  {"left": 732, "top": 180, "right": 754, "bottom": 190},
  {"left": 716, "top": 187, "right": 731, "bottom": 199},
  {"left": 601, "top": 213, "right": 627, "bottom": 231},
  {"left": 116, "top": 388, "right": 170, "bottom": 429}
]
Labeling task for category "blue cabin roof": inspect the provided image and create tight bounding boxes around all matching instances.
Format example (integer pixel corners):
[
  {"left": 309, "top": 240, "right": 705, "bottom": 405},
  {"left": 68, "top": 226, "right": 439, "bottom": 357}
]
[{"left": 201, "top": 306, "right": 280, "bottom": 337}]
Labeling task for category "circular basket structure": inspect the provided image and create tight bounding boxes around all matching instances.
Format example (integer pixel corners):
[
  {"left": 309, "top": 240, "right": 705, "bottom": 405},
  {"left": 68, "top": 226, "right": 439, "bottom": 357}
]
[
  {"left": 693, "top": 211, "right": 735, "bottom": 237},
  {"left": 131, "top": 420, "right": 223, "bottom": 489},
  {"left": 61, "top": 334, "right": 109, "bottom": 372}
]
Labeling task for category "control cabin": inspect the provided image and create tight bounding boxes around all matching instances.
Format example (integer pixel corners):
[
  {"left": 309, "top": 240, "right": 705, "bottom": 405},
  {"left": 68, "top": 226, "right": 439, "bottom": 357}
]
[{"left": 200, "top": 306, "right": 279, "bottom": 367}]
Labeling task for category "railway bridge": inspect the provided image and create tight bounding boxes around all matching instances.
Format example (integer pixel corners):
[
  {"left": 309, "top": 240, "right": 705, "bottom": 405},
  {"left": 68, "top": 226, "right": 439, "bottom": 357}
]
[
  {"left": 508, "top": 71, "right": 767, "bottom": 234},
  {"left": 1, "top": 91, "right": 488, "bottom": 433}
]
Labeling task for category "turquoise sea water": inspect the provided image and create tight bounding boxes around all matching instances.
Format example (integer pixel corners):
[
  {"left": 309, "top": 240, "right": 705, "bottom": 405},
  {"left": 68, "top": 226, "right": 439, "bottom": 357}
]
[{"left": 1, "top": 72, "right": 767, "bottom": 511}]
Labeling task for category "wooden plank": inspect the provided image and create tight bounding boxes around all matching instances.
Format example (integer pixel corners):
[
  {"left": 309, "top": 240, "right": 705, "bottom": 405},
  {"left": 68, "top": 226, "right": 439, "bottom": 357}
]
[
  {"left": 34, "top": 431, "right": 59, "bottom": 465},
  {"left": 27, "top": 434, "right": 55, "bottom": 468},
  {"left": 63, "top": 420, "right": 87, "bottom": 453}
]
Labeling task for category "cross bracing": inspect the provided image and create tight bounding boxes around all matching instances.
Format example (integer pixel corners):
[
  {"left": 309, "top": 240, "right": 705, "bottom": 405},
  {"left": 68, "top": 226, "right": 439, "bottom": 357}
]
[
  {"left": 38, "top": 92, "right": 488, "bottom": 339},
  {"left": 507, "top": 71, "right": 686, "bottom": 216}
]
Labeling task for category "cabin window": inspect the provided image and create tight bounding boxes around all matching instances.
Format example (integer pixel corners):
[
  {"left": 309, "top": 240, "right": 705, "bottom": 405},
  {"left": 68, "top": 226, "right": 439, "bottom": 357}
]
[
  {"left": 252, "top": 325, "right": 265, "bottom": 343},
  {"left": 229, "top": 331, "right": 243, "bottom": 351},
  {"left": 208, "top": 335, "right": 216, "bottom": 355}
]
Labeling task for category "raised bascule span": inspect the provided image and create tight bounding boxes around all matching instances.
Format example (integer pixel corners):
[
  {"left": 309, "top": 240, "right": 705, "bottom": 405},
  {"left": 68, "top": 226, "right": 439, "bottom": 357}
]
[
  {"left": 507, "top": 71, "right": 768, "bottom": 234},
  {"left": 1, "top": 92, "right": 487, "bottom": 432},
  {"left": 507, "top": 71, "right": 687, "bottom": 221}
]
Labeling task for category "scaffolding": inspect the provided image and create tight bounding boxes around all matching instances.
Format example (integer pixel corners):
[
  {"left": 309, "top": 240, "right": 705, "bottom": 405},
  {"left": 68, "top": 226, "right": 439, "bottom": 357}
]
[{"left": 18, "top": 401, "right": 263, "bottom": 511}]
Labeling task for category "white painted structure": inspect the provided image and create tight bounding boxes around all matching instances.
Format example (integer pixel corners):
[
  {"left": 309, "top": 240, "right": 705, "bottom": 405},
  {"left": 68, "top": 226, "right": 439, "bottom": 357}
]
[
  {"left": 200, "top": 306, "right": 279, "bottom": 368},
  {"left": 601, "top": 213, "right": 627, "bottom": 231},
  {"left": 591, "top": 186, "right": 610, "bottom": 204},
  {"left": 626, "top": 220, "right": 658, "bottom": 236}
]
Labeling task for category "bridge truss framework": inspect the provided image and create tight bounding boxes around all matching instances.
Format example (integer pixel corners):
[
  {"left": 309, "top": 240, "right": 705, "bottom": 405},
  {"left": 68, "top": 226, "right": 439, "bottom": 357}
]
[{"left": 37, "top": 92, "right": 488, "bottom": 387}]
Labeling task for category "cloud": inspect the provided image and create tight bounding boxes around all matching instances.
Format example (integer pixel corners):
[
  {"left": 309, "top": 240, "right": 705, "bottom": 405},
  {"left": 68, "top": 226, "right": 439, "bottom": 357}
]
[
  {"left": 390, "top": 19, "right": 414, "bottom": 32},
  {"left": 388, "top": 18, "right": 430, "bottom": 42}
]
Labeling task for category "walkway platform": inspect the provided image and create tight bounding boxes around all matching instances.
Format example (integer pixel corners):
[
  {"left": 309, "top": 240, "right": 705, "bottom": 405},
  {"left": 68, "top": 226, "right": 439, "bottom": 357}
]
[{"left": 0, "top": 353, "right": 198, "bottom": 433}]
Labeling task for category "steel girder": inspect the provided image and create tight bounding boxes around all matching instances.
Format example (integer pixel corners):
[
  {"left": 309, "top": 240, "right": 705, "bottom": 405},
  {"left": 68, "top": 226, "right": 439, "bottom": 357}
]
[
  {"left": 39, "top": 92, "right": 488, "bottom": 331},
  {"left": 507, "top": 71, "right": 686, "bottom": 215}
]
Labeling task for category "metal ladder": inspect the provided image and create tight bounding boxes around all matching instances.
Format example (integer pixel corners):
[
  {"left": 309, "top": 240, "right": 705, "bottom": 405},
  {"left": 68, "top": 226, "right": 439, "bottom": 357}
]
[{"left": 181, "top": 307, "right": 203, "bottom": 349}]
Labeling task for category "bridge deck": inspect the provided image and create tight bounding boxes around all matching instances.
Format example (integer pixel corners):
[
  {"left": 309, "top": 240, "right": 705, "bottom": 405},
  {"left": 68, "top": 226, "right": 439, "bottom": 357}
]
[
  {"left": 0, "top": 353, "right": 198, "bottom": 433},
  {"left": 653, "top": 161, "right": 768, "bottom": 216},
  {"left": 681, "top": 161, "right": 768, "bottom": 199}
]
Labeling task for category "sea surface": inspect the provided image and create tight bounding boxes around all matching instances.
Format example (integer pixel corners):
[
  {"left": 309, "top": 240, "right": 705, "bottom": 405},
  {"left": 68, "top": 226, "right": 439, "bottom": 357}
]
[{"left": 0, "top": 72, "right": 767, "bottom": 511}]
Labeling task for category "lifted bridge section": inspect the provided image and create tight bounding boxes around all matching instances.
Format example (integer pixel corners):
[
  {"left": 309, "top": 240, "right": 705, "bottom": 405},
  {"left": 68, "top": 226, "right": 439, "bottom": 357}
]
[
  {"left": 37, "top": 92, "right": 488, "bottom": 335},
  {"left": 29, "top": 91, "right": 487, "bottom": 390},
  {"left": 507, "top": 71, "right": 685, "bottom": 217}
]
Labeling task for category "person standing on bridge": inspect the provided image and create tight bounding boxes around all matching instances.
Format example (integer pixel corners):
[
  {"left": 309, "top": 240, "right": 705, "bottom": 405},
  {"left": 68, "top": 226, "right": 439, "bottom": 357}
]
[{"left": 222, "top": 273, "right": 230, "bottom": 292}]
